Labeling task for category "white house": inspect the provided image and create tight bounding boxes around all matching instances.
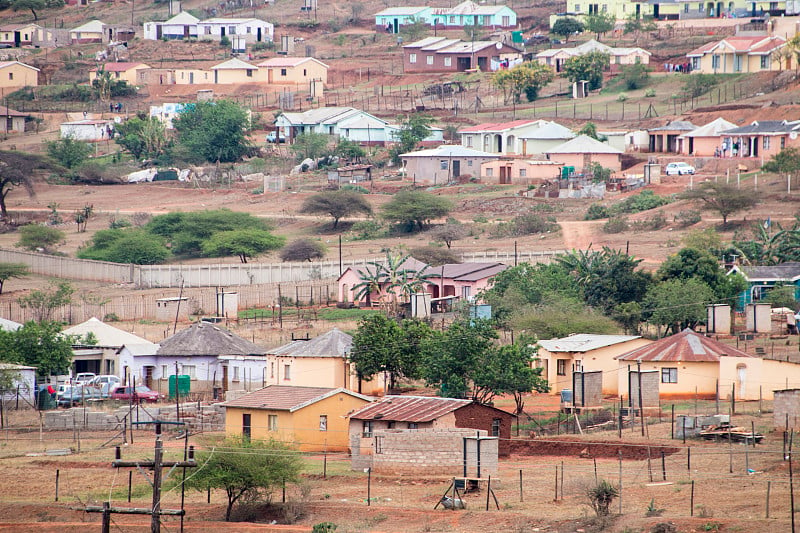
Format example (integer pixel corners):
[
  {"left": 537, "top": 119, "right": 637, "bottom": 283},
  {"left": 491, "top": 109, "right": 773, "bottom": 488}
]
[
  {"left": 197, "top": 18, "right": 273, "bottom": 43},
  {"left": 460, "top": 119, "right": 573, "bottom": 156},
  {"left": 0, "top": 363, "right": 36, "bottom": 407},
  {"left": 143, "top": 11, "right": 200, "bottom": 40},
  {"left": 60, "top": 119, "right": 114, "bottom": 142}
]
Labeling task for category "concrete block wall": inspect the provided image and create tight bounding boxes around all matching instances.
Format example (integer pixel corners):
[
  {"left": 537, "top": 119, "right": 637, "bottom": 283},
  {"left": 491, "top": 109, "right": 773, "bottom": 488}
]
[
  {"left": 629, "top": 371, "right": 660, "bottom": 408},
  {"left": 574, "top": 371, "right": 603, "bottom": 407},
  {"left": 774, "top": 389, "right": 800, "bottom": 430},
  {"left": 43, "top": 403, "right": 226, "bottom": 431}
]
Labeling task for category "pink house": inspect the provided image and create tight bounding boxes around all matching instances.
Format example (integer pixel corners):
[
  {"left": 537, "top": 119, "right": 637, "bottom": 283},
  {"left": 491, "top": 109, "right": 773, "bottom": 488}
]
[{"left": 337, "top": 257, "right": 506, "bottom": 306}]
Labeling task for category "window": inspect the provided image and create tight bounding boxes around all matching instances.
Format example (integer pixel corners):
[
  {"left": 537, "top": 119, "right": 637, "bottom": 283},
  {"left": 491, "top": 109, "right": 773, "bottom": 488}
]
[
  {"left": 8, "top": 73, "right": 12, "bottom": 80},
  {"left": 183, "top": 365, "right": 196, "bottom": 379},
  {"left": 684, "top": 3, "right": 689, "bottom": 12},
  {"left": 303, "top": 68, "right": 307, "bottom": 76},
  {"left": 712, "top": 55, "right": 720, "bottom": 69},
  {"left": 601, "top": 4, "right": 607, "bottom": 11},
  {"left": 486, "top": 168, "right": 493, "bottom": 177},
  {"left": 204, "top": 26, "right": 211, "bottom": 34},
  {"left": 449, "top": 15, "right": 455, "bottom": 22},
  {"left": 440, "top": 160, "right": 448, "bottom": 170},
  {"left": 280, "top": 68, "right": 287, "bottom": 76},
  {"left": 387, "top": 421, "right": 396, "bottom": 429},
  {"left": 270, "top": 362, "right": 274, "bottom": 378},
  {"left": 763, "top": 136, "right": 771, "bottom": 150},
  {"left": 502, "top": 15, "right": 510, "bottom": 24},
  {"left": 575, "top": 360, "right": 582, "bottom": 372},
  {"left": 243, "top": 413, "right": 251, "bottom": 440},
  {"left": 283, "top": 364, "right": 291, "bottom": 381},
  {"left": 161, "top": 365, "right": 168, "bottom": 379},
  {"left": 444, "top": 57, "right": 452, "bottom": 67},
  {"left": 466, "top": 137, "right": 473, "bottom": 147},
  {"left": 362, "top": 420, "right": 373, "bottom": 437},
  {"left": 661, "top": 367, "right": 678, "bottom": 383},
  {"left": 557, "top": 359, "right": 567, "bottom": 376},
  {"left": 409, "top": 53, "right": 417, "bottom": 64},
  {"left": 519, "top": 168, "right": 527, "bottom": 177},
  {"left": 228, "top": 26, "right": 236, "bottom": 34},
  {"left": 408, "top": 422, "right": 418, "bottom": 429},
  {"left": 246, "top": 26, "right": 251, "bottom": 33},
  {"left": 483, "top": 15, "right": 491, "bottom": 24},
  {"left": 246, "top": 69, "right": 253, "bottom": 77},
  {"left": 698, "top": 2, "right": 703, "bottom": 11},
  {"left": 462, "top": 286, "right": 471, "bottom": 299},
  {"left": 233, "top": 366, "right": 240, "bottom": 381},
  {"left": 691, "top": 57, "right": 700, "bottom": 70},
  {"left": 491, "top": 418, "right": 501, "bottom": 436},
  {"left": 761, "top": 55, "right": 770, "bottom": 69},
  {"left": 782, "top": 137, "right": 786, "bottom": 149},
  {"left": 319, "top": 415, "right": 327, "bottom": 431},
  {"left": 575, "top": 3, "right": 581, "bottom": 11},
  {"left": 467, "top": 160, "right": 472, "bottom": 167},
  {"left": 268, "top": 414, "right": 278, "bottom": 431},
  {"left": 426, "top": 55, "right": 434, "bottom": 65}
]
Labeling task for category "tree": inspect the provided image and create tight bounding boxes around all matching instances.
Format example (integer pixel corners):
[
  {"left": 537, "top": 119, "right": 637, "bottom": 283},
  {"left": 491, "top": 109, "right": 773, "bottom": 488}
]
[
  {"left": 578, "top": 122, "right": 603, "bottom": 140},
  {"left": 46, "top": 136, "right": 91, "bottom": 169},
  {"left": 279, "top": 238, "right": 326, "bottom": 262},
  {"left": 389, "top": 114, "right": 435, "bottom": 165},
  {"left": 399, "top": 16, "right": 428, "bottom": 41},
  {"left": 77, "top": 229, "right": 170, "bottom": 264},
  {"left": 551, "top": 17, "right": 584, "bottom": 42},
  {"left": 0, "top": 151, "right": 54, "bottom": 219},
  {"left": 765, "top": 285, "right": 798, "bottom": 310},
  {"left": 351, "top": 250, "right": 435, "bottom": 313},
  {"left": 658, "top": 247, "right": 746, "bottom": 302},
  {"left": 427, "top": 221, "right": 469, "bottom": 249},
  {"left": 0, "top": 263, "right": 28, "bottom": 294},
  {"left": 583, "top": 12, "right": 615, "bottom": 39},
  {"left": 0, "top": 321, "right": 73, "bottom": 376},
  {"left": 643, "top": 278, "right": 714, "bottom": 335},
  {"left": 18, "top": 281, "right": 74, "bottom": 322},
  {"left": 492, "top": 61, "right": 554, "bottom": 104},
  {"left": 182, "top": 437, "right": 302, "bottom": 522},
  {"left": 562, "top": 51, "right": 610, "bottom": 90},
  {"left": 678, "top": 181, "right": 758, "bottom": 226},
  {"left": 290, "top": 132, "right": 331, "bottom": 162},
  {"left": 16, "top": 224, "right": 65, "bottom": 253},
  {"left": 299, "top": 189, "right": 372, "bottom": 229},
  {"left": 201, "top": 229, "right": 285, "bottom": 263},
  {"left": 682, "top": 74, "right": 719, "bottom": 98},
  {"left": 621, "top": 63, "right": 650, "bottom": 90},
  {"left": 409, "top": 246, "right": 459, "bottom": 266},
  {"left": 763, "top": 147, "right": 800, "bottom": 175},
  {"left": 381, "top": 189, "right": 453, "bottom": 232},
  {"left": 587, "top": 480, "right": 619, "bottom": 517},
  {"left": 173, "top": 100, "right": 252, "bottom": 163},
  {"left": 472, "top": 341, "right": 549, "bottom": 413},
  {"left": 623, "top": 13, "right": 656, "bottom": 43},
  {"left": 733, "top": 219, "right": 800, "bottom": 265},
  {"left": 11, "top": 0, "right": 62, "bottom": 20},
  {"left": 334, "top": 138, "right": 366, "bottom": 162},
  {"left": 92, "top": 69, "right": 114, "bottom": 102},
  {"left": 510, "top": 295, "right": 621, "bottom": 338},
  {"left": 114, "top": 115, "right": 169, "bottom": 160}
]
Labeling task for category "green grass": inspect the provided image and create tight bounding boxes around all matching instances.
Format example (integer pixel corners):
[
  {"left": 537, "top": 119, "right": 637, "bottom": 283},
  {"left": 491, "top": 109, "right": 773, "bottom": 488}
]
[{"left": 317, "top": 308, "right": 379, "bottom": 321}]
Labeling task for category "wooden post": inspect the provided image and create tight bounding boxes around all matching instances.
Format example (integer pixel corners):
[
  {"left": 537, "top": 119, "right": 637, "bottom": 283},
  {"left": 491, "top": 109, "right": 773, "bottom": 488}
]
[
  {"left": 128, "top": 471, "right": 132, "bottom": 503},
  {"left": 618, "top": 450, "right": 623, "bottom": 515},
  {"left": 671, "top": 405, "right": 675, "bottom": 439},
  {"left": 766, "top": 480, "right": 771, "bottom": 518},
  {"left": 485, "top": 475, "right": 491, "bottom": 511},
  {"left": 593, "top": 457, "right": 598, "bottom": 483},
  {"left": 55, "top": 469, "right": 59, "bottom": 502},
  {"left": 519, "top": 469, "right": 523, "bottom": 502},
  {"left": 101, "top": 501, "right": 110, "bottom": 533},
  {"left": 687, "top": 446, "right": 691, "bottom": 471},
  {"left": 323, "top": 451, "right": 327, "bottom": 479},
  {"left": 554, "top": 465, "right": 558, "bottom": 501},
  {"left": 367, "top": 468, "right": 371, "bottom": 506},
  {"left": 661, "top": 451, "right": 666, "bottom": 481},
  {"left": 560, "top": 462, "right": 564, "bottom": 500},
  {"left": 790, "top": 430, "right": 796, "bottom": 533},
  {"left": 647, "top": 447, "right": 653, "bottom": 482},
  {"left": 690, "top": 480, "right": 695, "bottom": 516}
]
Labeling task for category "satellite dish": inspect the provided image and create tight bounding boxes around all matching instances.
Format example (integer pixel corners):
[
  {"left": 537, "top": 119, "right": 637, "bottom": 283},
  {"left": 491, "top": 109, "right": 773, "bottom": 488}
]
[{"left": 495, "top": 42, "right": 502, "bottom": 49}]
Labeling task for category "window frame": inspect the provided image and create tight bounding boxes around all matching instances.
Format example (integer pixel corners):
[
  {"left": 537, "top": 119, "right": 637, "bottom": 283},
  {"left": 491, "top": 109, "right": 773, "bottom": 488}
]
[{"left": 661, "top": 367, "right": 678, "bottom": 384}]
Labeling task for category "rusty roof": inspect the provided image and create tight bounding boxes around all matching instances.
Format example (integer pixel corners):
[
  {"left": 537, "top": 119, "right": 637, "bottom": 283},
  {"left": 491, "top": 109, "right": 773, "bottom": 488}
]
[
  {"left": 348, "top": 395, "right": 474, "bottom": 422},
  {"left": 616, "top": 328, "right": 755, "bottom": 363},
  {"left": 222, "top": 385, "right": 371, "bottom": 411}
]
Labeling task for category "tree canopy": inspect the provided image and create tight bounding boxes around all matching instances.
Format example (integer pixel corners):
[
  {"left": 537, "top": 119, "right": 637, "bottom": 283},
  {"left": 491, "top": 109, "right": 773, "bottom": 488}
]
[
  {"left": 0, "top": 151, "right": 55, "bottom": 219},
  {"left": 562, "top": 51, "right": 610, "bottom": 90},
  {"left": 114, "top": 115, "right": 170, "bottom": 160},
  {"left": 380, "top": 190, "right": 453, "bottom": 232},
  {"left": 492, "top": 61, "right": 554, "bottom": 104},
  {"left": 0, "top": 321, "right": 73, "bottom": 376},
  {"left": 290, "top": 132, "right": 331, "bottom": 162},
  {"left": 551, "top": 17, "right": 584, "bottom": 41},
  {"left": 16, "top": 225, "right": 65, "bottom": 253},
  {"left": 299, "top": 189, "right": 372, "bottom": 229},
  {"left": 18, "top": 281, "right": 74, "bottom": 322},
  {"left": 427, "top": 221, "right": 469, "bottom": 249},
  {"left": 389, "top": 114, "right": 435, "bottom": 165},
  {"left": 0, "top": 263, "right": 28, "bottom": 294},
  {"left": 678, "top": 181, "right": 758, "bottom": 225},
  {"left": 583, "top": 12, "right": 615, "bottom": 39},
  {"left": 201, "top": 229, "right": 285, "bottom": 263},
  {"left": 173, "top": 100, "right": 252, "bottom": 163},
  {"left": 643, "top": 278, "right": 715, "bottom": 335},
  {"left": 279, "top": 238, "right": 327, "bottom": 262},
  {"left": 46, "top": 137, "right": 91, "bottom": 169},
  {"left": 77, "top": 229, "right": 170, "bottom": 264}
]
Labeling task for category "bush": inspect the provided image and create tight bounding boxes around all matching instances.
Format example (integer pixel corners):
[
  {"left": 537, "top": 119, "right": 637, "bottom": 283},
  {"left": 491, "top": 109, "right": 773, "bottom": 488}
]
[
  {"left": 603, "top": 216, "right": 628, "bottom": 234},
  {"left": 78, "top": 229, "right": 171, "bottom": 264},
  {"left": 16, "top": 225, "right": 65, "bottom": 252},
  {"left": 351, "top": 220, "right": 386, "bottom": 240},
  {"left": 683, "top": 74, "right": 719, "bottom": 98},
  {"left": 219, "top": 35, "right": 230, "bottom": 47},
  {"left": 675, "top": 210, "right": 701, "bottom": 227},
  {"left": 612, "top": 190, "right": 671, "bottom": 214},
  {"left": 617, "top": 93, "right": 628, "bottom": 102},
  {"left": 622, "top": 63, "right": 650, "bottom": 90},
  {"left": 645, "top": 88, "right": 656, "bottom": 97},
  {"left": 632, "top": 212, "right": 667, "bottom": 231},
  {"left": 587, "top": 480, "right": 619, "bottom": 516},
  {"left": 47, "top": 137, "right": 91, "bottom": 169},
  {"left": 490, "top": 214, "right": 558, "bottom": 238},
  {"left": 585, "top": 203, "right": 610, "bottom": 220}
]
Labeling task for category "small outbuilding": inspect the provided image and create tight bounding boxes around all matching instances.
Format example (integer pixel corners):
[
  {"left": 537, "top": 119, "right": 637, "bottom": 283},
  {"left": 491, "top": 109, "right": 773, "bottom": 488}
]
[
  {"left": 0, "top": 105, "right": 27, "bottom": 134},
  {"left": 544, "top": 135, "right": 624, "bottom": 172},
  {"left": 400, "top": 145, "right": 499, "bottom": 184}
]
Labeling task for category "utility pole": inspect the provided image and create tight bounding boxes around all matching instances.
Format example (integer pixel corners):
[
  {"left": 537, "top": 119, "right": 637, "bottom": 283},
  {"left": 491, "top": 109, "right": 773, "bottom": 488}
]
[{"left": 86, "top": 422, "right": 196, "bottom": 533}]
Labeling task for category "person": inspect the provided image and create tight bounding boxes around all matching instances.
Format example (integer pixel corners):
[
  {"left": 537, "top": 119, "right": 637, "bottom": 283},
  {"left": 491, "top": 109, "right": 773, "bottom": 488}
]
[
  {"left": 789, "top": 311, "right": 798, "bottom": 335},
  {"left": 47, "top": 384, "right": 55, "bottom": 398}
]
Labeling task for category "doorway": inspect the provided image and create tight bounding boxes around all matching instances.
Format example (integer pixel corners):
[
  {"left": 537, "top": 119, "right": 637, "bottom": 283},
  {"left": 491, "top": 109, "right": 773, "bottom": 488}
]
[
  {"left": 257, "top": 27, "right": 262, "bottom": 41},
  {"left": 13, "top": 31, "right": 21, "bottom": 47},
  {"left": 457, "top": 57, "right": 471, "bottom": 70},
  {"left": 144, "top": 366, "right": 154, "bottom": 389},
  {"left": 243, "top": 413, "right": 251, "bottom": 440},
  {"left": 222, "top": 365, "right": 229, "bottom": 392},
  {"left": 452, "top": 160, "right": 460, "bottom": 178}
]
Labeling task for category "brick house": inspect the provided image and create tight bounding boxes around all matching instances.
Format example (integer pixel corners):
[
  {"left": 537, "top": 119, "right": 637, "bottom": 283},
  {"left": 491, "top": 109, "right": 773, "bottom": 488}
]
[
  {"left": 403, "top": 36, "right": 522, "bottom": 73},
  {"left": 348, "top": 395, "right": 515, "bottom": 456}
]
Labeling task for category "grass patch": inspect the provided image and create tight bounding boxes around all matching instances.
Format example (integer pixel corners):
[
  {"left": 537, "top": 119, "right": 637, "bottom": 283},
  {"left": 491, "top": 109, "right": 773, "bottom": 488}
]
[{"left": 317, "top": 308, "right": 379, "bottom": 321}]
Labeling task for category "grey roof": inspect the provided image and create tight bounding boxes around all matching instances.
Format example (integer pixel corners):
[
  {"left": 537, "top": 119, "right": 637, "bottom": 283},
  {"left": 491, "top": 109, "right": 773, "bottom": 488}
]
[
  {"left": 520, "top": 121, "right": 575, "bottom": 140},
  {"left": 375, "top": 6, "right": 429, "bottom": 16},
  {"left": 539, "top": 334, "right": 643, "bottom": 353},
  {"left": 211, "top": 57, "right": 258, "bottom": 70},
  {"left": 720, "top": 120, "right": 800, "bottom": 135},
  {"left": 269, "top": 328, "right": 352, "bottom": 358},
  {"left": 280, "top": 107, "right": 360, "bottom": 126},
  {"left": 162, "top": 11, "right": 199, "bottom": 24},
  {"left": 157, "top": 322, "right": 266, "bottom": 356},
  {"left": 545, "top": 135, "right": 622, "bottom": 154},
  {"left": 648, "top": 120, "right": 697, "bottom": 132},
  {"left": 733, "top": 262, "right": 800, "bottom": 281},
  {"left": 401, "top": 145, "right": 498, "bottom": 158}
]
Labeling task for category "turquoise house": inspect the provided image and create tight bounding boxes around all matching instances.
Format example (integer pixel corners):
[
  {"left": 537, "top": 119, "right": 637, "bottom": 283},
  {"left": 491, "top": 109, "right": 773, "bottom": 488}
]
[
  {"left": 375, "top": 7, "right": 432, "bottom": 33},
  {"left": 729, "top": 262, "right": 800, "bottom": 309},
  {"left": 375, "top": 1, "right": 517, "bottom": 33}
]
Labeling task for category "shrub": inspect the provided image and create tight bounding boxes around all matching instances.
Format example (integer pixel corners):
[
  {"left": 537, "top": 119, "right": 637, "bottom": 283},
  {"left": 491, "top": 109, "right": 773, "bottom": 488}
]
[
  {"left": 490, "top": 214, "right": 558, "bottom": 237},
  {"left": 645, "top": 88, "right": 656, "bottom": 97},
  {"left": 612, "top": 190, "right": 671, "bottom": 214},
  {"left": 16, "top": 225, "right": 65, "bottom": 252},
  {"left": 585, "top": 203, "right": 610, "bottom": 220},
  {"left": 46, "top": 137, "right": 91, "bottom": 169},
  {"left": 632, "top": 212, "right": 667, "bottom": 231},
  {"left": 603, "top": 216, "right": 628, "bottom": 234},
  {"left": 351, "top": 220, "right": 386, "bottom": 240},
  {"left": 587, "top": 480, "right": 619, "bottom": 516},
  {"left": 617, "top": 93, "right": 628, "bottom": 102},
  {"left": 675, "top": 210, "right": 701, "bottom": 227},
  {"left": 219, "top": 35, "right": 231, "bottom": 47}
]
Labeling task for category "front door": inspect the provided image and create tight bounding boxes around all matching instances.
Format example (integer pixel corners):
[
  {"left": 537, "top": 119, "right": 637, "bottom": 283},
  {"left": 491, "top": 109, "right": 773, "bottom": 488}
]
[
  {"left": 144, "top": 366, "right": 154, "bottom": 389},
  {"left": 452, "top": 160, "right": 460, "bottom": 178},
  {"left": 183, "top": 25, "right": 189, "bottom": 38},
  {"left": 257, "top": 27, "right": 262, "bottom": 41},
  {"left": 189, "top": 72, "right": 194, "bottom": 84},
  {"left": 457, "top": 57, "right": 471, "bottom": 71},
  {"left": 243, "top": 413, "right": 251, "bottom": 440},
  {"left": 13, "top": 31, "right": 20, "bottom": 47},
  {"left": 222, "top": 365, "right": 229, "bottom": 392}
]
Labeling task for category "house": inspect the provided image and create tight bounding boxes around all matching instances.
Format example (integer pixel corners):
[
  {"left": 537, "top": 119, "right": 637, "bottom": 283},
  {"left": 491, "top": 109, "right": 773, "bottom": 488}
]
[
  {"left": 265, "top": 328, "right": 387, "bottom": 396},
  {"left": 338, "top": 257, "right": 506, "bottom": 305},
  {"left": 648, "top": 120, "right": 697, "bottom": 153},
  {"left": 0, "top": 106, "right": 27, "bottom": 134},
  {"left": 348, "top": 395, "right": 516, "bottom": 456},
  {"left": 222, "top": 385, "right": 373, "bottom": 452},
  {"left": 400, "top": 145, "right": 499, "bottom": 184},
  {"left": 729, "top": 262, "right": 800, "bottom": 308},
  {"left": 459, "top": 119, "right": 574, "bottom": 156},
  {"left": 196, "top": 17, "right": 273, "bottom": 43},
  {"left": 60, "top": 119, "right": 114, "bottom": 142},
  {"left": 615, "top": 328, "right": 800, "bottom": 400},
  {"left": 70, "top": 20, "right": 106, "bottom": 43},
  {"left": 144, "top": 321, "right": 267, "bottom": 395},
  {"left": 431, "top": 1, "right": 517, "bottom": 28},
  {"left": 519, "top": 121, "right": 576, "bottom": 155},
  {"left": 63, "top": 317, "right": 157, "bottom": 378},
  {"left": 275, "top": 107, "right": 443, "bottom": 146},
  {"left": 0, "top": 363, "right": 36, "bottom": 407},
  {"left": 374, "top": 6, "right": 433, "bottom": 33},
  {"left": 535, "top": 40, "right": 651, "bottom": 72},
  {"left": 716, "top": 120, "right": 800, "bottom": 159},
  {"left": 481, "top": 158, "right": 564, "bottom": 184},
  {"left": 149, "top": 102, "right": 195, "bottom": 128},
  {"left": 0, "top": 23, "right": 40, "bottom": 47},
  {"left": 257, "top": 57, "right": 328, "bottom": 86},
  {"left": 0, "top": 61, "right": 39, "bottom": 89},
  {"left": 89, "top": 62, "right": 151, "bottom": 85},
  {"left": 544, "top": 135, "right": 624, "bottom": 172},
  {"left": 210, "top": 57, "right": 259, "bottom": 84},
  {"left": 688, "top": 36, "right": 788, "bottom": 74},
  {"left": 143, "top": 11, "right": 200, "bottom": 40},
  {"left": 679, "top": 117, "right": 737, "bottom": 156},
  {"left": 403, "top": 36, "right": 522, "bottom": 73},
  {"left": 536, "top": 334, "right": 652, "bottom": 396}
]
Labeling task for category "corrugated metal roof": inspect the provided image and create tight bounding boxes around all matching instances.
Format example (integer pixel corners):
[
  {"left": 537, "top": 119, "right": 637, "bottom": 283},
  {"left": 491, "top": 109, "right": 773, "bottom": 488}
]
[
  {"left": 163, "top": 11, "right": 199, "bottom": 24},
  {"left": 460, "top": 120, "right": 539, "bottom": 133},
  {"left": 648, "top": 120, "right": 697, "bottom": 132},
  {"left": 400, "top": 145, "right": 498, "bottom": 158},
  {"left": 269, "top": 328, "right": 352, "bottom": 358},
  {"left": 258, "top": 57, "right": 327, "bottom": 68},
  {"left": 520, "top": 121, "right": 575, "bottom": 140},
  {"left": 375, "top": 6, "right": 429, "bottom": 16},
  {"left": 734, "top": 262, "right": 800, "bottom": 281},
  {"left": 680, "top": 117, "right": 737, "bottom": 138},
  {"left": 64, "top": 317, "right": 154, "bottom": 348},
  {"left": 539, "top": 334, "right": 642, "bottom": 353},
  {"left": 348, "top": 395, "right": 473, "bottom": 422},
  {"left": 157, "top": 321, "right": 266, "bottom": 356},
  {"left": 92, "top": 62, "right": 148, "bottom": 72},
  {"left": 222, "top": 385, "right": 370, "bottom": 411},
  {"left": 211, "top": 58, "right": 258, "bottom": 70},
  {"left": 0, "top": 61, "right": 39, "bottom": 71},
  {"left": 721, "top": 120, "right": 800, "bottom": 135},
  {"left": 545, "top": 135, "right": 622, "bottom": 154},
  {"left": 616, "top": 328, "right": 755, "bottom": 362}
]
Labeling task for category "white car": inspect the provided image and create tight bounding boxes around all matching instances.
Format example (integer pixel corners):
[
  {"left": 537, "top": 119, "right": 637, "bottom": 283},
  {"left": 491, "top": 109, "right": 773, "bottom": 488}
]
[{"left": 665, "top": 162, "right": 696, "bottom": 175}]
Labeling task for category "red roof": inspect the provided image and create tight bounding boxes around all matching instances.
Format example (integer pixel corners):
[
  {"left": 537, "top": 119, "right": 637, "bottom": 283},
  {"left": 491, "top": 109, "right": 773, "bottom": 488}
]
[
  {"left": 616, "top": 328, "right": 755, "bottom": 363},
  {"left": 348, "top": 395, "right": 473, "bottom": 422},
  {"left": 459, "top": 120, "right": 538, "bottom": 133}
]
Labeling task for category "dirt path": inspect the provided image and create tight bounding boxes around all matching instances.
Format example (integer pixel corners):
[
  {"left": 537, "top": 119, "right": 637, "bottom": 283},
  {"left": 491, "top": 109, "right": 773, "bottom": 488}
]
[{"left": 558, "top": 220, "right": 603, "bottom": 250}]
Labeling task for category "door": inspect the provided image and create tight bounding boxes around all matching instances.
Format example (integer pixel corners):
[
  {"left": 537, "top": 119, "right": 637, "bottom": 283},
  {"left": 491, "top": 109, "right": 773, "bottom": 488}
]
[
  {"left": 144, "top": 366, "right": 154, "bottom": 389},
  {"left": 457, "top": 57, "right": 471, "bottom": 71},
  {"left": 257, "top": 27, "right": 262, "bottom": 41},
  {"left": 157, "top": 25, "right": 163, "bottom": 39},
  {"left": 477, "top": 57, "right": 488, "bottom": 70},
  {"left": 393, "top": 18, "right": 398, "bottom": 33},
  {"left": 653, "top": 4, "right": 660, "bottom": 18},
  {"left": 13, "top": 31, "right": 20, "bottom": 47},
  {"left": 183, "top": 25, "right": 189, "bottom": 38},
  {"left": 268, "top": 69, "right": 273, "bottom": 83},
  {"left": 222, "top": 365, "right": 229, "bottom": 392},
  {"left": 189, "top": 72, "right": 194, "bottom": 84},
  {"left": 242, "top": 413, "right": 251, "bottom": 440},
  {"left": 499, "top": 166, "right": 510, "bottom": 184},
  {"left": 737, "top": 364, "right": 747, "bottom": 399},
  {"left": 452, "top": 160, "right": 460, "bottom": 178}
]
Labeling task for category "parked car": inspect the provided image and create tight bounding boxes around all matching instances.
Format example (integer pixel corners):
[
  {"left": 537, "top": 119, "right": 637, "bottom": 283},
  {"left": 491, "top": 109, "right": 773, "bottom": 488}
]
[
  {"left": 266, "top": 131, "right": 286, "bottom": 143},
  {"left": 110, "top": 385, "right": 162, "bottom": 403},
  {"left": 72, "top": 372, "right": 96, "bottom": 386},
  {"left": 57, "top": 386, "right": 103, "bottom": 407},
  {"left": 89, "top": 375, "right": 120, "bottom": 389},
  {"left": 665, "top": 162, "right": 696, "bottom": 175}
]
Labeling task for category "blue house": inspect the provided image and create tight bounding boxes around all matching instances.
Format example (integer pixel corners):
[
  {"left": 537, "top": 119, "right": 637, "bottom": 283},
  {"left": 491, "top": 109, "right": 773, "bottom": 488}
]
[
  {"left": 729, "top": 262, "right": 800, "bottom": 309},
  {"left": 375, "top": 1, "right": 516, "bottom": 33},
  {"left": 375, "top": 7, "right": 432, "bottom": 33}
]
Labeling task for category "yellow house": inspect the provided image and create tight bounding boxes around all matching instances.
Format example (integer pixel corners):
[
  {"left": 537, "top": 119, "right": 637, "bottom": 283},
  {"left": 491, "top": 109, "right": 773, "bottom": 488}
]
[
  {"left": 265, "top": 328, "right": 388, "bottom": 397},
  {"left": 0, "top": 61, "right": 39, "bottom": 89},
  {"left": 210, "top": 57, "right": 260, "bottom": 84},
  {"left": 0, "top": 23, "right": 40, "bottom": 47},
  {"left": 70, "top": 20, "right": 105, "bottom": 43},
  {"left": 257, "top": 56, "right": 329, "bottom": 86},
  {"left": 537, "top": 334, "right": 652, "bottom": 396},
  {"left": 222, "top": 385, "right": 373, "bottom": 452},
  {"left": 687, "top": 35, "right": 788, "bottom": 74},
  {"left": 89, "top": 62, "right": 151, "bottom": 85}
]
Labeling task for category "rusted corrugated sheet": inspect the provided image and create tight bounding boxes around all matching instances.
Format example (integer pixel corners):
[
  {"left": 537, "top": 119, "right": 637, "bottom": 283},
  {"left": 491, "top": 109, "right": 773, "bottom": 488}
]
[
  {"left": 349, "top": 395, "right": 472, "bottom": 422},
  {"left": 617, "top": 328, "right": 755, "bottom": 362}
]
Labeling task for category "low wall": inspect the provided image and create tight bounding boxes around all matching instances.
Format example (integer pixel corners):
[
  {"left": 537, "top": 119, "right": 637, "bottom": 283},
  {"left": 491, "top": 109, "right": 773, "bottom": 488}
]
[{"left": 44, "top": 403, "right": 226, "bottom": 431}]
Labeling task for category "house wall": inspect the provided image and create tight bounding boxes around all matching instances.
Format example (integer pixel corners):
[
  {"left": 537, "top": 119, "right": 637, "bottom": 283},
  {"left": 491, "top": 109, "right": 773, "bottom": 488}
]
[
  {"left": 404, "top": 48, "right": 520, "bottom": 73},
  {"left": 0, "top": 64, "right": 38, "bottom": 89},
  {"left": 89, "top": 67, "right": 146, "bottom": 85},
  {"left": 693, "top": 49, "right": 785, "bottom": 74},
  {"left": 0, "top": 26, "right": 37, "bottom": 46},
  {"left": 481, "top": 159, "right": 563, "bottom": 184},
  {"left": 60, "top": 123, "right": 111, "bottom": 142},
  {"left": 198, "top": 21, "right": 273, "bottom": 42},
  {"left": 264, "top": 62, "right": 327, "bottom": 85},
  {"left": 375, "top": 9, "right": 433, "bottom": 30},
  {"left": 70, "top": 30, "right": 103, "bottom": 43},
  {"left": 403, "top": 155, "right": 496, "bottom": 184},
  {"left": 547, "top": 152, "right": 621, "bottom": 171},
  {"left": 773, "top": 389, "right": 800, "bottom": 430},
  {"left": 720, "top": 357, "right": 800, "bottom": 401},
  {"left": 1, "top": 115, "right": 25, "bottom": 133},
  {"left": 522, "top": 138, "right": 573, "bottom": 155},
  {"left": 617, "top": 360, "right": 720, "bottom": 400},
  {"left": 213, "top": 68, "right": 259, "bottom": 84},
  {"left": 265, "top": 355, "right": 347, "bottom": 388},
  {"left": 682, "top": 136, "right": 722, "bottom": 156},
  {"left": 453, "top": 402, "right": 513, "bottom": 456}
]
